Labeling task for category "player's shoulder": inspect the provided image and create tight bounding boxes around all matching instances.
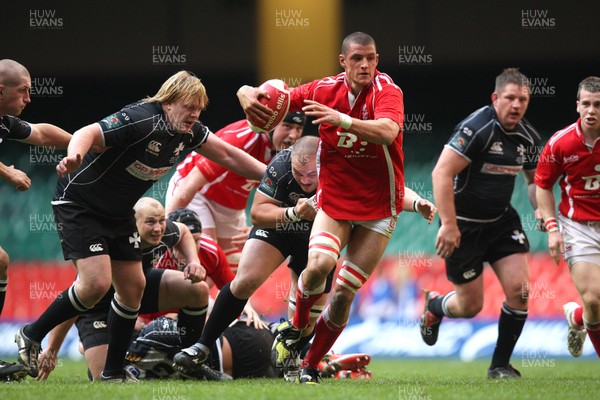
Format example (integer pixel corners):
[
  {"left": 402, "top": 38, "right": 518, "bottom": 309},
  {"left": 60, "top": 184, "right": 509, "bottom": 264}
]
[
  {"left": 455, "top": 105, "right": 496, "bottom": 136},
  {"left": 372, "top": 71, "right": 402, "bottom": 93},
  {"left": 516, "top": 117, "right": 542, "bottom": 143},
  {"left": 216, "top": 120, "right": 255, "bottom": 142},
  {"left": 547, "top": 121, "right": 579, "bottom": 148}
]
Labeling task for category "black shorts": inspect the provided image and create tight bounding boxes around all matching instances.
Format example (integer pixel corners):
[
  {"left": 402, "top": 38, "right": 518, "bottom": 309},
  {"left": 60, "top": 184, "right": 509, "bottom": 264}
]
[
  {"left": 248, "top": 227, "right": 334, "bottom": 293},
  {"left": 75, "top": 268, "right": 165, "bottom": 350},
  {"left": 53, "top": 203, "right": 141, "bottom": 261},
  {"left": 446, "top": 207, "right": 530, "bottom": 284},
  {"left": 222, "top": 321, "right": 277, "bottom": 378}
]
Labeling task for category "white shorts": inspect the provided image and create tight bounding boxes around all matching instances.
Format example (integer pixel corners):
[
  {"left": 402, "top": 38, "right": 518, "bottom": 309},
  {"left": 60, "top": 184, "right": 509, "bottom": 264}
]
[
  {"left": 349, "top": 215, "right": 398, "bottom": 239},
  {"left": 558, "top": 213, "right": 600, "bottom": 267},
  {"left": 166, "top": 173, "right": 246, "bottom": 239}
]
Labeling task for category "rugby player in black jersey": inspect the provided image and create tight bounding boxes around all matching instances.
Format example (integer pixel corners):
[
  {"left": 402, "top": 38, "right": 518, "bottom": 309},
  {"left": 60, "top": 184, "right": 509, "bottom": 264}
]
[
  {"left": 14, "top": 70, "right": 265, "bottom": 382},
  {"left": 422, "top": 68, "right": 542, "bottom": 379},
  {"left": 0, "top": 59, "right": 71, "bottom": 382}
]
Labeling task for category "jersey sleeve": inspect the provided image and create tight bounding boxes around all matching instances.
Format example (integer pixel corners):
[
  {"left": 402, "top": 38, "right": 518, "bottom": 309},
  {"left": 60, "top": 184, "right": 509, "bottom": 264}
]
[
  {"left": 98, "top": 109, "right": 148, "bottom": 147},
  {"left": 534, "top": 140, "right": 562, "bottom": 189},
  {"left": 5, "top": 116, "right": 32, "bottom": 140},
  {"left": 447, "top": 123, "right": 487, "bottom": 161},
  {"left": 194, "top": 155, "right": 228, "bottom": 182},
  {"left": 373, "top": 85, "right": 404, "bottom": 127},
  {"left": 256, "top": 151, "right": 288, "bottom": 202},
  {"left": 188, "top": 123, "right": 210, "bottom": 149},
  {"left": 200, "top": 244, "right": 235, "bottom": 289}
]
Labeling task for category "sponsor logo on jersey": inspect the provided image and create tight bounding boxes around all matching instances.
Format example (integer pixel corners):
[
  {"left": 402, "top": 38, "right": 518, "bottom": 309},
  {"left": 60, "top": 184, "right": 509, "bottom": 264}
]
[
  {"left": 481, "top": 163, "right": 523, "bottom": 176},
  {"left": 146, "top": 140, "right": 162, "bottom": 156},
  {"left": 463, "top": 269, "right": 476, "bottom": 280},
  {"left": 129, "top": 232, "right": 141, "bottom": 248},
  {"left": 126, "top": 160, "right": 171, "bottom": 181},
  {"left": 563, "top": 155, "right": 579, "bottom": 164},
  {"left": 93, "top": 321, "right": 107, "bottom": 329},
  {"left": 101, "top": 113, "right": 124, "bottom": 129},
  {"left": 89, "top": 243, "right": 104, "bottom": 252},
  {"left": 255, "top": 229, "right": 269, "bottom": 238},
  {"left": 488, "top": 141, "right": 504, "bottom": 154}
]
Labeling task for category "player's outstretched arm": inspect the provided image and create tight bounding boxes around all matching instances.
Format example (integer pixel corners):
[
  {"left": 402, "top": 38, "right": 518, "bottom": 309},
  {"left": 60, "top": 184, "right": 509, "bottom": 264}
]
[
  {"left": 23, "top": 123, "right": 72, "bottom": 149},
  {"left": 37, "top": 317, "right": 76, "bottom": 381},
  {"left": 199, "top": 134, "right": 266, "bottom": 181}
]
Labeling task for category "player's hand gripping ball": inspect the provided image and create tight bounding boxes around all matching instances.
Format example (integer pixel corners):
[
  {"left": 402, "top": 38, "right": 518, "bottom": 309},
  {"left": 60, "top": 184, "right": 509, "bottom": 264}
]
[{"left": 248, "top": 79, "right": 290, "bottom": 134}]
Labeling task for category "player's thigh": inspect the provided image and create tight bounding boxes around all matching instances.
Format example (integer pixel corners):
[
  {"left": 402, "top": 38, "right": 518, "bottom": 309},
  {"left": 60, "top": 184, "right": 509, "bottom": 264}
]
[
  {"left": 74, "top": 255, "right": 113, "bottom": 302},
  {"left": 111, "top": 260, "right": 145, "bottom": 304},
  {"left": 231, "top": 239, "right": 285, "bottom": 296},
  {"left": 157, "top": 269, "right": 208, "bottom": 310},
  {"left": 490, "top": 252, "right": 529, "bottom": 305},
  {"left": 452, "top": 275, "right": 485, "bottom": 313}
]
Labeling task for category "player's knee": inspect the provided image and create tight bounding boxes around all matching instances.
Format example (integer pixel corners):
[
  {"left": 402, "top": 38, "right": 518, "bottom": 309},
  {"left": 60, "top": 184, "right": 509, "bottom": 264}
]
[
  {"left": 188, "top": 280, "right": 209, "bottom": 307},
  {"left": 581, "top": 290, "right": 600, "bottom": 315},
  {"left": 330, "top": 286, "right": 355, "bottom": 309},
  {"left": 507, "top": 281, "right": 529, "bottom": 306},
  {"left": 230, "top": 277, "right": 257, "bottom": 299},
  {"left": 462, "top": 302, "right": 483, "bottom": 317},
  {"left": 308, "top": 232, "right": 341, "bottom": 272},
  {"left": 0, "top": 247, "right": 9, "bottom": 275},
  {"left": 78, "top": 278, "right": 112, "bottom": 303}
]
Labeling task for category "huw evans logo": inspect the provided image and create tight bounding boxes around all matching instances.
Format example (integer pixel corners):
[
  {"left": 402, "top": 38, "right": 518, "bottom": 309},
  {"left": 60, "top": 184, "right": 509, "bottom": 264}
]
[
  {"left": 152, "top": 46, "right": 187, "bottom": 65},
  {"left": 29, "top": 9, "right": 63, "bottom": 29},
  {"left": 521, "top": 9, "right": 556, "bottom": 29}
]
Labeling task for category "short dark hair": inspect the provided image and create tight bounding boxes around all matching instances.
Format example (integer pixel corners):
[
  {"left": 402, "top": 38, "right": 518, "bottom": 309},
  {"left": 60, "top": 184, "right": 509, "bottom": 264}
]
[
  {"left": 577, "top": 76, "right": 600, "bottom": 100},
  {"left": 495, "top": 68, "right": 530, "bottom": 93},
  {"left": 341, "top": 32, "right": 376, "bottom": 55}
]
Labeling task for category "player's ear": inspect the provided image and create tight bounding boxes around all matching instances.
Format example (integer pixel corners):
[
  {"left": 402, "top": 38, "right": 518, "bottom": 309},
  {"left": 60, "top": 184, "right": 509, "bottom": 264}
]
[
  {"left": 339, "top": 54, "right": 345, "bottom": 69},
  {"left": 491, "top": 92, "right": 498, "bottom": 105}
]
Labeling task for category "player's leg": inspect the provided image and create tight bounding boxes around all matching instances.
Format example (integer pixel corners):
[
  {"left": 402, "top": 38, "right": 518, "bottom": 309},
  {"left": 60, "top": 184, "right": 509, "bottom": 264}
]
[
  {"left": 299, "top": 225, "right": 387, "bottom": 384},
  {"left": 421, "top": 219, "right": 486, "bottom": 346},
  {"left": 293, "top": 211, "right": 350, "bottom": 334},
  {"left": 101, "top": 260, "right": 145, "bottom": 380},
  {"left": 487, "top": 252, "right": 529, "bottom": 378},
  {"left": 0, "top": 245, "right": 9, "bottom": 317},
  {"left": 16, "top": 255, "right": 112, "bottom": 376},
  {"left": 84, "top": 345, "right": 108, "bottom": 381},
  {"left": 570, "top": 260, "right": 600, "bottom": 357},
  {"left": 174, "top": 237, "right": 285, "bottom": 370},
  {"left": 0, "top": 247, "right": 23, "bottom": 382},
  {"left": 155, "top": 269, "right": 210, "bottom": 347}
]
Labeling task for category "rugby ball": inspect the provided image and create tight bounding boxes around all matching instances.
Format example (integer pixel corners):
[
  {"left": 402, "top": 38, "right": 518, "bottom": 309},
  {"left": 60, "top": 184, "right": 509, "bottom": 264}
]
[{"left": 248, "top": 79, "right": 291, "bottom": 134}]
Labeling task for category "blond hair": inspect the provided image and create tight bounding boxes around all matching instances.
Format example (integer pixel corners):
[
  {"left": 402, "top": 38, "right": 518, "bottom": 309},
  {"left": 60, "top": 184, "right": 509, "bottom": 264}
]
[{"left": 146, "top": 70, "right": 208, "bottom": 109}]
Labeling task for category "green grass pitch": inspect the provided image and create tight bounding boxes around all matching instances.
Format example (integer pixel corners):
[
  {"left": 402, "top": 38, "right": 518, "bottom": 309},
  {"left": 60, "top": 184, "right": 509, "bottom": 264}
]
[{"left": 3, "top": 358, "right": 597, "bottom": 400}]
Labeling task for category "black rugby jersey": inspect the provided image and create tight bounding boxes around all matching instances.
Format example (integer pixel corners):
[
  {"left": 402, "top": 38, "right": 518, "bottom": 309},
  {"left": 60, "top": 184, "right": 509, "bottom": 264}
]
[
  {"left": 446, "top": 105, "right": 541, "bottom": 220},
  {"left": 0, "top": 115, "right": 31, "bottom": 143},
  {"left": 54, "top": 101, "right": 209, "bottom": 217},
  {"left": 256, "top": 147, "right": 315, "bottom": 239},
  {"left": 141, "top": 219, "right": 181, "bottom": 274}
]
